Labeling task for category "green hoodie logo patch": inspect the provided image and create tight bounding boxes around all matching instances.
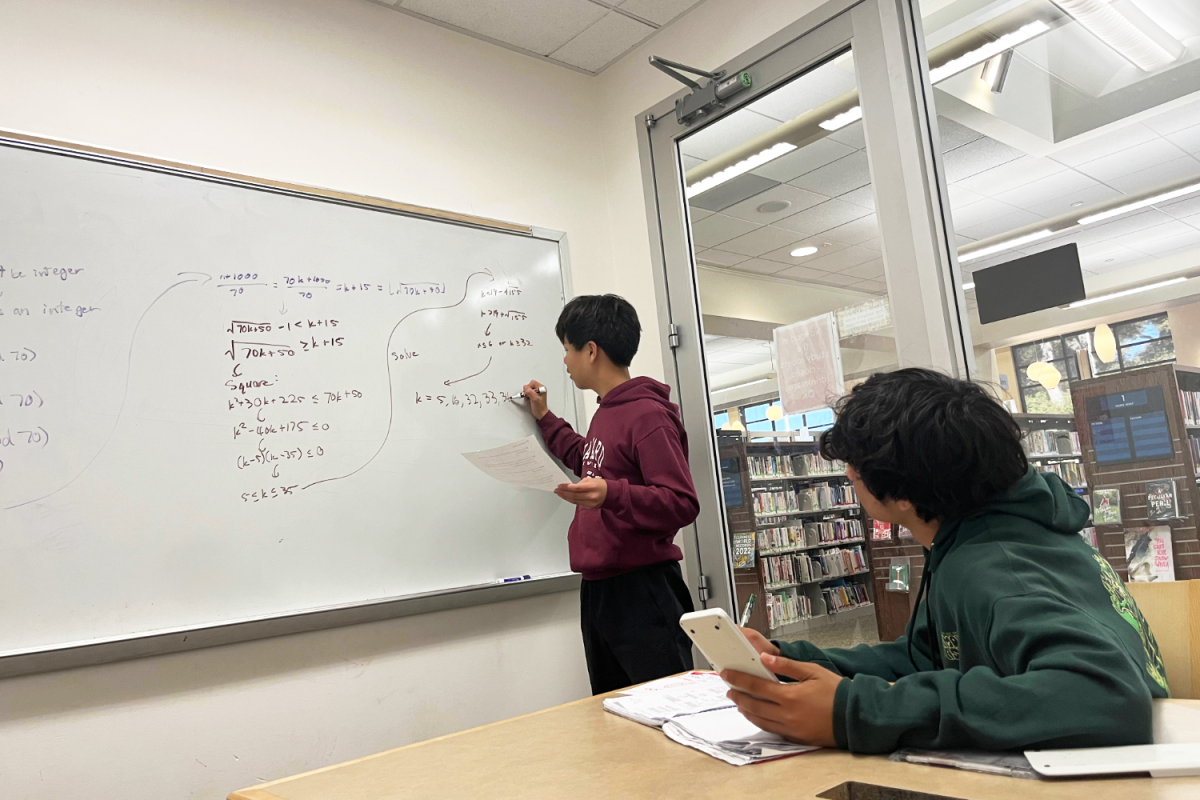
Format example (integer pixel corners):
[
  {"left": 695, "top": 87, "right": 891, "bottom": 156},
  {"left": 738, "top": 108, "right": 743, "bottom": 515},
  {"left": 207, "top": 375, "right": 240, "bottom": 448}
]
[
  {"left": 941, "top": 632, "right": 960, "bottom": 663},
  {"left": 1093, "top": 554, "right": 1169, "bottom": 693}
]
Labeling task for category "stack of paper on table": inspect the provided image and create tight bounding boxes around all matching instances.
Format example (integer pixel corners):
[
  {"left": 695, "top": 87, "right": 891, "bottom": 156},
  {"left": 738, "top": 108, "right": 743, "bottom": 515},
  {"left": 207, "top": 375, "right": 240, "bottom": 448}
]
[{"left": 603, "top": 672, "right": 820, "bottom": 766}]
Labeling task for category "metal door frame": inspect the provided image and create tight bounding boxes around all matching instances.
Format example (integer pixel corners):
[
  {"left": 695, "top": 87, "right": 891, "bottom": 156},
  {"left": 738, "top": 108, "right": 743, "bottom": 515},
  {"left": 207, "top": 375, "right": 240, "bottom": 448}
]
[{"left": 637, "top": 0, "right": 970, "bottom": 615}]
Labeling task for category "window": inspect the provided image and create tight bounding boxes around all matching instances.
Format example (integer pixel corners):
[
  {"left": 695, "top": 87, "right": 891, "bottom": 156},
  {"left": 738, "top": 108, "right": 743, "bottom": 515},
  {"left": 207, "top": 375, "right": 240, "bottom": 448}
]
[
  {"left": 713, "top": 411, "right": 729, "bottom": 430},
  {"left": 1013, "top": 313, "right": 1175, "bottom": 414}
]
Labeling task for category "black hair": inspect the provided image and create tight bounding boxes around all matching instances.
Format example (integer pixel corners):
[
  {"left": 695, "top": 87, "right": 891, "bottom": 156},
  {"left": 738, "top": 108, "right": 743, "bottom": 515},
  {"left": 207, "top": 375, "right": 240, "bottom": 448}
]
[
  {"left": 819, "top": 368, "right": 1027, "bottom": 523},
  {"left": 555, "top": 295, "right": 641, "bottom": 368}
]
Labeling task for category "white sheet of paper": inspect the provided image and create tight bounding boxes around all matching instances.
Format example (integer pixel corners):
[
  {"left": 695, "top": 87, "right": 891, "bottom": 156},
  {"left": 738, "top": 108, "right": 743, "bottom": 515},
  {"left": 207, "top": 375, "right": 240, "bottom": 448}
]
[{"left": 462, "top": 435, "right": 571, "bottom": 492}]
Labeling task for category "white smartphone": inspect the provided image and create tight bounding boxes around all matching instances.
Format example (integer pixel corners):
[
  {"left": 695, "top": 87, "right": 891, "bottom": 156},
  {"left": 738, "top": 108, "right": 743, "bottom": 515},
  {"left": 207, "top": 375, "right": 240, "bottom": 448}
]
[{"left": 679, "top": 608, "right": 780, "bottom": 685}]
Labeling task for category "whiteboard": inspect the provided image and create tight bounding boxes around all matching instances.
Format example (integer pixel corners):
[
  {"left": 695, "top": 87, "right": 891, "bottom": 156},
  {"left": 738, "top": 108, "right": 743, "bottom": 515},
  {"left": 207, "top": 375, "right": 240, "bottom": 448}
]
[{"left": 0, "top": 140, "right": 579, "bottom": 655}]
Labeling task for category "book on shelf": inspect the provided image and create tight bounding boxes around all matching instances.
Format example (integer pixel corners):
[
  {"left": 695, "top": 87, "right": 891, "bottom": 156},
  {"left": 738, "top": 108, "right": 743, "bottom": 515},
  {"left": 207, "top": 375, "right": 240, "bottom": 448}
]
[
  {"left": 872, "top": 519, "right": 893, "bottom": 541},
  {"left": 1146, "top": 479, "right": 1180, "bottom": 521},
  {"left": 796, "top": 453, "right": 844, "bottom": 476},
  {"left": 1180, "top": 389, "right": 1200, "bottom": 427},
  {"left": 752, "top": 484, "right": 858, "bottom": 516},
  {"left": 1189, "top": 436, "right": 1200, "bottom": 469},
  {"left": 766, "top": 591, "right": 811, "bottom": 630},
  {"left": 1093, "top": 488, "right": 1122, "bottom": 525},
  {"left": 756, "top": 519, "right": 864, "bottom": 552},
  {"left": 822, "top": 580, "right": 871, "bottom": 613},
  {"left": 731, "top": 531, "right": 756, "bottom": 569},
  {"left": 1023, "top": 429, "right": 1080, "bottom": 456},
  {"left": 747, "top": 455, "right": 794, "bottom": 479},
  {"left": 1078, "top": 527, "right": 1099, "bottom": 551},
  {"left": 760, "top": 545, "right": 868, "bottom": 587},
  {"left": 1125, "top": 526, "right": 1175, "bottom": 582},
  {"left": 1037, "top": 459, "right": 1087, "bottom": 489}
]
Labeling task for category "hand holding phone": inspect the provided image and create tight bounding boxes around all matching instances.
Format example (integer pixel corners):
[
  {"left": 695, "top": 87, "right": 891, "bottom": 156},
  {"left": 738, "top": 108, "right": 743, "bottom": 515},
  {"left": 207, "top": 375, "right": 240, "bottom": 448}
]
[{"left": 679, "top": 608, "right": 780, "bottom": 686}]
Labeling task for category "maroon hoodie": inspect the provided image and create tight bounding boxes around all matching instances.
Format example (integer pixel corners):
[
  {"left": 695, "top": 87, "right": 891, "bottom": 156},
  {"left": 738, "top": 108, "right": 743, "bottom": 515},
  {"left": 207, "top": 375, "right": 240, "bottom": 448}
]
[{"left": 537, "top": 376, "right": 699, "bottom": 580}]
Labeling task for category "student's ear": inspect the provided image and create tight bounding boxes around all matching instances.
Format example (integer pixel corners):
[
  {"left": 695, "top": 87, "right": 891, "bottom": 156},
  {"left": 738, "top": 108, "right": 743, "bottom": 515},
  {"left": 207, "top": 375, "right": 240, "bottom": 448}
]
[{"left": 585, "top": 341, "right": 599, "bottom": 364}]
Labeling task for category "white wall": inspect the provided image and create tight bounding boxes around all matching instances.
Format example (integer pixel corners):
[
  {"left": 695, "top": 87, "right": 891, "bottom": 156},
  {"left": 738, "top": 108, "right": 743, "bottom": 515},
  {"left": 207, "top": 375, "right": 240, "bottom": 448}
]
[
  {"left": 0, "top": 0, "right": 606, "bottom": 797},
  {"left": 0, "top": 0, "right": 840, "bottom": 797}
]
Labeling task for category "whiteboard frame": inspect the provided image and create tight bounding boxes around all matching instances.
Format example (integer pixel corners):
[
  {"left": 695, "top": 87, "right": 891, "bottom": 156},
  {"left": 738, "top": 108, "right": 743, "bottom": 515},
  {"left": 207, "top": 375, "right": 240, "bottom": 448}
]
[{"left": 0, "top": 131, "right": 586, "bottom": 678}]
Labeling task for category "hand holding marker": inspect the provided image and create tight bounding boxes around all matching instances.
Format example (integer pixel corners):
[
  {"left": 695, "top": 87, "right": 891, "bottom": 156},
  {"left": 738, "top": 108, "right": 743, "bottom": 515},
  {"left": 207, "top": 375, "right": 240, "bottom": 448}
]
[{"left": 510, "top": 386, "right": 547, "bottom": 401}]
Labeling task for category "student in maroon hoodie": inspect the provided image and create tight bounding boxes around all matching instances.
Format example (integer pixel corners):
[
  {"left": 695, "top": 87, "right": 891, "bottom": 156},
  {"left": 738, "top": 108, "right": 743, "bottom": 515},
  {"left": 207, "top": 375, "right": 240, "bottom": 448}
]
[{"left": 522, "top": 294, "right": 700, "bottom": 695}]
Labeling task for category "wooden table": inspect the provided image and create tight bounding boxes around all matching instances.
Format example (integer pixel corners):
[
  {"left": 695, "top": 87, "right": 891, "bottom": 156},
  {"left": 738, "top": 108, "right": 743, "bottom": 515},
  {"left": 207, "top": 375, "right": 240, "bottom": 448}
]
[{"left": 230, "top": 695, "right": 1200, "bottom": 800}]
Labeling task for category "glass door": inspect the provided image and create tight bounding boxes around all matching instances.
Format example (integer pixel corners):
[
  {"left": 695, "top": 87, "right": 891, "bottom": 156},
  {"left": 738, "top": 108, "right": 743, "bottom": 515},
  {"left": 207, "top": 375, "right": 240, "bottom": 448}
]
[{"left": 639, "top": 0, "right": 966, "bottom": 645}]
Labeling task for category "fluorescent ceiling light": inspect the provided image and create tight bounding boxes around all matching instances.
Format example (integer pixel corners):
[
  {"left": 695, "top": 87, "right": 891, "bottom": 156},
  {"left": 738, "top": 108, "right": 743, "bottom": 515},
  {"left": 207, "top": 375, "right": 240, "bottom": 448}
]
[
  {"left": 1079, "top": 182, "right": 1200, "bottom": 225},
  {"left": 959, "top": 229, "right": 1055, "bottom": 263},
  {"left": 1055, "top": 0, "right": 1182, "bottom": 72},
  {"left": 1068, "top": 277, "right": 1187, "bottom": 308},
  {"left": 928, "top": 21, "right": 1051, "bottom": 83},
  {"left": 791, "top": 246, "right": 819, "bottom": 257},
  {"left": 962, "top": 282, "right": 976, "bottom": 291},
  {"left": 714, "top": 378, "right": 770, "bottom": 393},
  {"left": 819, "top": 106, "right": 863, "bottom": 132},
  {"left": 685, "top": 142, "right": 797, "bottom": 198}
]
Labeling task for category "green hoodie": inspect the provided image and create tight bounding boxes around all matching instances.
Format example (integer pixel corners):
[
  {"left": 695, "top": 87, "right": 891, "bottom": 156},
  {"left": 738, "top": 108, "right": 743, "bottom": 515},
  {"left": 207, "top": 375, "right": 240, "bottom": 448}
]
[{"left": 779, "top": 468, "right": 1169, "bottom": 754}]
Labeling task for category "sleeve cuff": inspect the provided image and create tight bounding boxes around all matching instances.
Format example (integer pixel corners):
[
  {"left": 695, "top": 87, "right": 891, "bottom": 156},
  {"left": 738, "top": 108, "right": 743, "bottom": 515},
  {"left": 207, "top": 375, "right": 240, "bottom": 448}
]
[
  {"left": 832, "top": 677, "right": 852, "bottom": 750},
  {"left": 536, "top": 411, "right": 561, "bottom": 433},
  {"left": 601, "top": 479, "right": 626, "bottom": 511}
]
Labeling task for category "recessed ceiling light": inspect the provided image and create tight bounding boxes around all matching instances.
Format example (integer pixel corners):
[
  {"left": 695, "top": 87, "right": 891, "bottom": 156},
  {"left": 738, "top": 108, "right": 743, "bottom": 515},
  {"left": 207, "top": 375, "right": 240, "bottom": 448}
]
[
  {"left": 1079, "top": 181, "right": 1200, "bottom": 225},
  {"left": 1071, "top": 201, "right": 1084, "bottom": 208},
  {"left": 791, "top": 246, "right": 819, "bottom": 257},
  {"left": 1069, "top": 277, "right": 1187, "bottom": 308},
  {"left": 757, "top": 200, "right": 791, "bottom": 214},
  {"left": 685, "top": 142, "right": 797, "bottom": 199}
]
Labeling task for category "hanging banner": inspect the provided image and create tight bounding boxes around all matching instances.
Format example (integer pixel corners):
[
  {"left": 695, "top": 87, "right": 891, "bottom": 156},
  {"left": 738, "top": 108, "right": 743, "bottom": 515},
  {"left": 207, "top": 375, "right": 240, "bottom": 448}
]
[{"left": 774, "top": 313, "right": 844, "bottom": 416}]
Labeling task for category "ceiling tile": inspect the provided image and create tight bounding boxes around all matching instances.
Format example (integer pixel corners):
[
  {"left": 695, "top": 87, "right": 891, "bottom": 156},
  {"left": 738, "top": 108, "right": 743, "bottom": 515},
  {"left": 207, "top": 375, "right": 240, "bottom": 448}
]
[
  {"left": 839, "top": 258, "right": 885, "bottom": 280},
  {"left": 949, "top": 198, "right": 1022, "bottom": 230},
  {"left": 851, "top": 279, "right": 888, "bottom": 295},
  {"left": 695, "top": 248, "right": 750, "bottom": 267},
  {"left": 1105, "top": 156, "right": 1200, "bottom": 195},
  {"left": 691, "top": 214, "right": 761, "bottom": 248},
  {"left": 1076, "top": 241, "right": 1155, "bottom": 273},
  {"left": 550, "top": 12, "right": 654, "bottom": 72},
  {"left": 838, "top": 185, "right": 875, "bottom": 210},
  {"left": 682, "top": 154, "right": 704, "bottom": 171},
  {"left": 688, "top": 205, "right": 714, "bottom": 221},
  {"left": 827, "top": 120, "right": 866, "bottom": 150},
  {"left": 752, "top": 138, "right": 855, "bottom": 183},
  {"left": 745, "top": 65, "right": 858, "bottom": 123},
  {"left": 774, "top": 265, "right": 835, "bottom": 282},
  {"left": 936, "top": 116, "right": 984, "bottom": 151},
  {"left": 1114, "top": 221, "right": 1200, "bottom": 256},
  {"left": 716, "top": 225, "right": 805, "bottom": 257},
  {"left": 948, "top": 184, "right": 986, "bottom": 210},
  {"left": 774, "top": 199, "right": 872, "bottom": 236},
  {"left": 1143, "top": 100, "right": 1200, "bottom": 137},
  {"left": 688, "top": 173, "right": 779, "bottom": 212},
  {"left": 728, "top": 258, "right": 792, "bottom": 276},
  {"left": 808, "top": 272, "right": 862, "bottom": 287},
  {"left": 956, "top": 209, "right": 1047, "bottom": 242},
  {"left": 803, "top": 245, "right": 878, "bottom": 272},
  {"left": 941, "top": 137, "right": 1023, "bottom": 183},
  {"left": 1160, "top": 194, "right": 1200, "bottom": 220},
  {"left": 992, "top": 170, "right": 1101, "bottom": 211},
  {"left": 402, "top": 0, "right": 604, "bottom": 55},
  {"left": 618, "top": 0, "right": 701, "bottom": 25},
  {"left": 953, "top": 155, "right": 1068, "bottom": 198},
  {"left": 821, "top": 214, "right": 879, "bottom": 245},
  {"left": 721, "top": 184, "right": 829, "bottom": 224},
  {"left": 1166, "top": 124, "right": 1200, "bottom": 157},
  {"left": 1026, "top": 183, "right": 1122, "bottom": 220},
  {"left": 1050, "top": 123, "right": 1159, "bottom": 167},
  {"left": 1073, "top": 138, "right": 1189, "bottom": 183},
  {"left": 788, "top": 151, "right": 871, "bottom": 197},
  {"left": 759, "top": 237, "right": 850, "bottom": 265},
  {"left": 1069, "top": 209, "right": 1173, "bottom": 247},
  {"left": 678, "top": 109, "right": 781, "bottom": 161}
]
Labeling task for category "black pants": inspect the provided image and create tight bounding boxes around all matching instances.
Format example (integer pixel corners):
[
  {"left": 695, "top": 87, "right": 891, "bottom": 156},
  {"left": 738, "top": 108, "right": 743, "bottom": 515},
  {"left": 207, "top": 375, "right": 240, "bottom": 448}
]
[{"left": 580, "top": 560, "right": 695, "bottom": 695}]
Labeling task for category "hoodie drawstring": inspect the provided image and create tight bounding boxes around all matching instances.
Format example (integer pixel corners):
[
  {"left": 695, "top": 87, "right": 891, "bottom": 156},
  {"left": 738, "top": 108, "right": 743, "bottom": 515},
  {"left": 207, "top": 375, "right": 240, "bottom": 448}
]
[{"left": 905, "top": 552, "right": 942, "bottom": 670}]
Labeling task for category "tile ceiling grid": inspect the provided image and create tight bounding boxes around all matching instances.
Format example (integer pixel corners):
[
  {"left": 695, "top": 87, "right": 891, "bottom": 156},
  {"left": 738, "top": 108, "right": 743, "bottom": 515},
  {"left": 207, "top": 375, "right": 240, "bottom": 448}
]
[{"left": 376, "top": 0, "right": 706, "bottom": 75}]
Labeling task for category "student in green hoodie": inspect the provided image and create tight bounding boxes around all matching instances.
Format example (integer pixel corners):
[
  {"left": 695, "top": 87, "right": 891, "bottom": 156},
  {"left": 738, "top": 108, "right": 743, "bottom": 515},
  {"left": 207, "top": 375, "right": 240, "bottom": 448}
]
[{"left": 723, "top": 368, "right": 1169, "bottom": 753}]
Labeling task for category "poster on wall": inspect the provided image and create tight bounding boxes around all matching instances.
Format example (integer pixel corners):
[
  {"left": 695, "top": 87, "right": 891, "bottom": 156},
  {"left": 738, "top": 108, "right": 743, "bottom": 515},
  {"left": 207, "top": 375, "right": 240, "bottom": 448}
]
[
  {"left": 1125, "top": 526, "right": 1175, "bottom": 582},
  {"left": 774, "top": 313, "right": 844, "bottom": 416}
]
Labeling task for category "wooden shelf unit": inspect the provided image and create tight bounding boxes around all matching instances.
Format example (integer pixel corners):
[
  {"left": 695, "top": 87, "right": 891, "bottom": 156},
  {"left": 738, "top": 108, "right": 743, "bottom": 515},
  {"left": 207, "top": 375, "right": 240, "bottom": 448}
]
[
  {"left": 715, "top": 432, "right": 875, "bottom": 638},
  {"left": 1070, "top": 363, "right": 1200, "bottom": 581}
]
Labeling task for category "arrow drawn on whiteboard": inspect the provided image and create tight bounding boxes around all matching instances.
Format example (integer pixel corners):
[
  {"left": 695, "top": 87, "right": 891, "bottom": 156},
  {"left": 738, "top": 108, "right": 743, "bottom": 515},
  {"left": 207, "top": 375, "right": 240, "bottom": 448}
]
[
  {"left": 443, "top": 357, "right": 492, "bottom": 387},
  {"left": 5, "top": 273, "right": 211, "bottom": 510},
  {"left": 279, "top": 301, "right": 288, "bottom": 315},
  {"left": 301, "top": 268, "right": 494, "bottom": 491}
]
